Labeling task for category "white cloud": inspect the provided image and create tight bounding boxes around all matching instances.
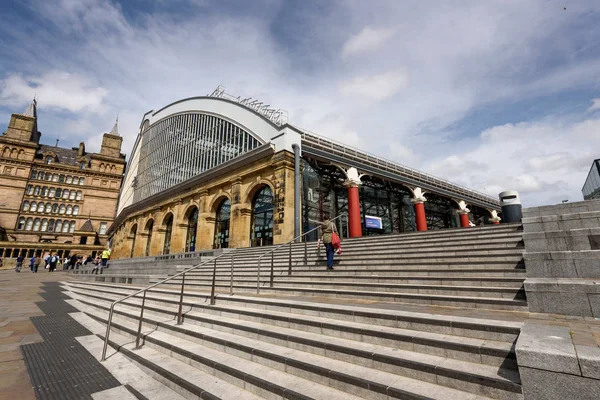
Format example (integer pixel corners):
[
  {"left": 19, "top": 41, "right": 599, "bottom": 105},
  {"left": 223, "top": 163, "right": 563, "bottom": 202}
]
[
  {"left": 342, "top": 26, "right": 395, "bottom": 57},
  {"left": 589, "top": 98, "right": 600, "bottom": 112},
  {"left": 0, "top": 71, "right": 108, "bottom": 113},
  {"left": 339, "top": 70, "right": 408, "bottom": 101}
]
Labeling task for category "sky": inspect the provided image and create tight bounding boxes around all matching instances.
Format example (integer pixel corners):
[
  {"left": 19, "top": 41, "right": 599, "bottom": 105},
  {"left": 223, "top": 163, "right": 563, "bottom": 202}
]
[{"left": 1, "top": 0, "right": 599, "bottom": 207}]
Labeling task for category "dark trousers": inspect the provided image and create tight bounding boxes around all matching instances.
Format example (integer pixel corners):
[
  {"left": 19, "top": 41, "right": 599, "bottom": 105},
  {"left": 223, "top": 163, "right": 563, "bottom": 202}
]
[{"left": 325, "top": 243, "right": 334, "bottom": 267}]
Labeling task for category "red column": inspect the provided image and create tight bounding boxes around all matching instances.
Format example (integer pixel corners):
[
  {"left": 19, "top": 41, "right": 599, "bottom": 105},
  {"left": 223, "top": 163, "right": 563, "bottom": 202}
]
[
  {"left": 414, "top": 202, "right": 427, "bottom": 231},
  {"left": 492, "top": 220, "right": 500, "bottom": 225},
  {"left": 459, "top": 212, "right": 470, "bottom": 228},
  {"left": 347, "top": 185, "right": 362, "bottom": 238}
]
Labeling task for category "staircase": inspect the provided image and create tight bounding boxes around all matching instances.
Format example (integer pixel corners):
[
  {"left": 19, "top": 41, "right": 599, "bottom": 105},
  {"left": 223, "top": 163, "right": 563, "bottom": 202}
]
[{"left": 63, "top": 223, "right": 528, "bottom": 399}]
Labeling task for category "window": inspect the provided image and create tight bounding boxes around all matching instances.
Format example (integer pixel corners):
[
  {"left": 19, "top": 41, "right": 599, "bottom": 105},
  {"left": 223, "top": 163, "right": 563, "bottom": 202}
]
[
  {"left": 30, "top": 202, "right": 37, "bottom": 212},
  {"left": 59, "top": 204, "right": 66, "bottom": 214},
  {"left": 55, "top": 188, "right": 62, "bottom": 198},
  {"left": 62, "top": 190, "right": 69, "bottom": 199},
  {"left": 33, "top": 218, "right": 41, "bottom": 231},
  {"left": 45, "top": 203, "right": 51, "bottom": 213},
  {"left": 41, "top": 187, "right": 48, "bottom": 197},
  {"left": 52, "top": 204, "right": 58, "bottom": 213},
  {"left": 62, "top": 221, "right": 70, "bottom": 233},
  {"left": 250, "top": 186, "right": 274, "bottom": 247},
  {"left": 79, "top": 162, "right": 86, "bottom": 170},
  {"left": 66, "top": 205, "right": 72, "bottom": 215},
  {"left": 69, "top": 191, "right": 76, "bottom": 200},
  {"left": 37, "top": 202, "right": 44, "bottom": 213},
  {"left": 49, "top": 188, "right": 56, "bottom": 198},
  {"left": 52, "top": 174, "right": 58, "bottom": 182},
  {"left": 162, "top": 215, "right": 173, "bottom": 255},
  {"left": 99, "top": 222, "right": 107, "bottom": 235},
  {"left": 26, "top": 185, "right": 33, "bottom": 195},
  {"left": 25, "top": 218, "right": 33, "bottom": 230},
  {"left": 34, "top": 186, "right": 40, "bottom": 196},
  {"left": 17, "top": 217, "right": 25, "bottom": 230},
  {"left": 55, "top": 220, "right": 62, "bottom": 232},
  {"left": 214, "top": 199, "right": 231, "bottom": 249},
  {"left": 69, "top": 221, "right": 76, "bottom": 233},
  {"left": 31, "top": 170, "right": 37, "bottom": 179},
  {"left": 66, "top": 176, "right": 72, "bottom": 184},
  {"left": 45, "top": 156, "right": 53, "bottom": 164},
  {"left": 76, "top": 191, "right": 82, "bottom": 200},
  {"left": 79, "top": 177, "right": 85, "bottom": 185},
  {"left": 73, "top": 206, "right": 79, "bottom": 216},
  {"left": 41, "top": 219, "right": 48, "bottom": 231},
  {"left": 48, "top": 219, "right": 55, "bottom": 232},
  {"left": 186, "top": 207, "right": 198, "bottom": 252},
  {"left": 59, "top": 174, "right": 65, "bottom": 183},
  {"left": 22, "top": 201, "right": 29, "bottom": 212},
  {"left": 45, "top": 172, "right": 51, "bottom": 181}
]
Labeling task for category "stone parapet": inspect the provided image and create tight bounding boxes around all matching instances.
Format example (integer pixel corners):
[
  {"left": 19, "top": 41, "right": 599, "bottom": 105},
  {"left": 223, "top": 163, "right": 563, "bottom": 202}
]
[
  {"left": 524, "top": 251, "right": 600, "bottom": 278},
  {"left": 523, "top": 199, "right": 600, "bottom": 219},
  {"left": 525, "top": 278, "right": 600, "bottom": 317}
]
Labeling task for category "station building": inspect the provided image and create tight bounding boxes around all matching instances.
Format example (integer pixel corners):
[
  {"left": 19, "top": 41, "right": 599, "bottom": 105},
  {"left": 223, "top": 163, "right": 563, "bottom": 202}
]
[
  {"left": 109, "top": 87, "right": 501, "bottom": 259},
  {"left": 0, "top": 101, "right": 126, "bottom": 262}
]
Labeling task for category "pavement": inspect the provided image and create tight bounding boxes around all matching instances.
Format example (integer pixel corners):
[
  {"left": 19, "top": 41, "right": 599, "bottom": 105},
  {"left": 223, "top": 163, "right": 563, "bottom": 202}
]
[{"left": 0, "top": 269, "right": 68, "bottom": 400}]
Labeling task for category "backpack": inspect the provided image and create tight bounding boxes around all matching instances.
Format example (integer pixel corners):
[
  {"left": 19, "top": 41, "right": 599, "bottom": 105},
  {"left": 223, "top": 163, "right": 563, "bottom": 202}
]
[{"left": 51, "top": 256, "right": 57, "bottom": 263}]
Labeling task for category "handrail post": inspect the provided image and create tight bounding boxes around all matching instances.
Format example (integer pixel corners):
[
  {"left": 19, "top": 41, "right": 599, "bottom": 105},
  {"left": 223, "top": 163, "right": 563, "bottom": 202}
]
[
  {"left": 288, "top": 241, "right": 292, "bottom": 276},
  {"left": 257, "top": 258, "right": 261, "bottom": 294},
  {"left": 230, "top": 255, "right": 234, "bottom": 295},
  {"left": 101, "top": 305, "right": 115, "bottom": 361},
  {"left": 210, "top": 258, "right": 217, "bottom": 305},
  {"left": 304, "top": 240, "right": 307, "bottom": 265},
  {"left": 135, "top": 291, "right": 147, "bottom": 349},
  {"left": 270, "top": 253, "right": 274, "bottom": 287},
  {"left": 176, "top": 273, "right": 185, "bottom": 325}
]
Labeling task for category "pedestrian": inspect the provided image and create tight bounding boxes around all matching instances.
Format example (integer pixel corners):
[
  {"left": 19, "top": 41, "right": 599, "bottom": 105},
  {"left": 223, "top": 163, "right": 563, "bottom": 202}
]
[
  {"left": 44, "top": 253, "right": 50, "bottom": 269},
  {"left": 33, "top": 255, "right": 41, "bottom": 273},
  {"left": 100, "top": 248, "right": 111, "bottom": 274},
  {"left": 48, "top": 253, "right": 58, "bottom": 272},
  {"left": 70, "top": 254, "right": 78, "bottom": 270},
  {"left": 29, "top": 255, "right": 35, "bottom": 272},
  {"left": 15, "top": 254, "right": 24, "bottom": 273},
  {"left": 319, "top": 213, "right": 339, "bottom": 270}
]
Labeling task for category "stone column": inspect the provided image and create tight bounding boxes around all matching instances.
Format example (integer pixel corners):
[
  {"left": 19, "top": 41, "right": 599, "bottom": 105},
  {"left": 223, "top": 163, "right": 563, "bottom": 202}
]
[
  {"left": 272, "top": 152, "right": 296, "bottom": 245},
  {"left": 411, "top": 188, "right": 427, "bottom": 232},
  {"left": 196, "top": 190, "right": 213, "bottom": 250},
  {"left": 229, "top": 208, "right": 251, "bottom": 248}
]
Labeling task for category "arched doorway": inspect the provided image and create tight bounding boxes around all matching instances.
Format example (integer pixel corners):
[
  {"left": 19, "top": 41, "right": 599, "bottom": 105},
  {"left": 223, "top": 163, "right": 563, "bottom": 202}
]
[
  {"left": 213, "top": 199, "right": 231, "bottom": 249},
  {"left": 250, "top": 185, "right": 274, "bottom": 247},
  {"left": 145, "top": 220, "right": 154, "bottom": 257},
  {"left": 130, "top": 224, "right": 138, "bottom": 258},
  {"left": 163, "top": 214, "right": 173, "bottom": 255},
  {"left": 185, "top": 207, "right": 198, "bottom": 252}
]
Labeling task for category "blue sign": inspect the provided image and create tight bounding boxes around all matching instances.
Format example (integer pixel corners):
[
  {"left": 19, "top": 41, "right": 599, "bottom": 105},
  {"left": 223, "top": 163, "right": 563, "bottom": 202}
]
[{"left": 365, "top": 215, "right": 383, "bottom": 229}]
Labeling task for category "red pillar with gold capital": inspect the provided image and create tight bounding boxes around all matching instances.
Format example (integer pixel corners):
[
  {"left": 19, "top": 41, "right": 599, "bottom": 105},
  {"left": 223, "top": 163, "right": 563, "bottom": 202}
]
[
  {"left": 414, "top": 201, "right": 427, "bottom": 231},
  {"left": 344, "top": 167, "right": 363, "bottom": 238}
]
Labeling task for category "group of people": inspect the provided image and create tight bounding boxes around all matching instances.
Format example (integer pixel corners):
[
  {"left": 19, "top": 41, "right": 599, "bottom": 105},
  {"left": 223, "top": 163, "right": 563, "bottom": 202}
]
[{"left": 13, "top": 249, "right": 110, "bottom": 273}]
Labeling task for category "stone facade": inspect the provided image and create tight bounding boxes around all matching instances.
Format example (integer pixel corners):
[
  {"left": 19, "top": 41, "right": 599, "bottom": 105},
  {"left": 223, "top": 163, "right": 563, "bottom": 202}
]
[
  {"left": 110, "top": 150, "right": 296, "bottom": 260},
  {"left": 0, "top": 102, "right": 126, "bottom": 262}
]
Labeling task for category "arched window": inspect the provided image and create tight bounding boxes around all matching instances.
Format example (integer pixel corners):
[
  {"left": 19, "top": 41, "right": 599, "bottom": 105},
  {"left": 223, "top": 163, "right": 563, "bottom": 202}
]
[
  {"left": 45, "top": 172, "right": 51, "bottom": 180},
  {"left": 25, "top": 218, "right": 33, "bottom": 230},
  {"left": 17, "top": 217, "right": 25, "bottom": 230},
  {"left": 62, "top": 189, "right": 69, "bottom": 199},
  {"left": 52, "top": 174, "right": 58, "bottom": 182},
  {"left": 66, "top": 205, "right": 72, "bottom": 215},
  {"left": 76, "top": 191, "right": 82, "bottom": 200},
  {"left": 26, "top": 185, "right": 33, "bottom": 195},
  {"left": 30, "top": 202, "right": 37, "bottom": 212},
  {"left": 145, "top": 220, "right": 154, "bottom": 257},
  {"left": 69, "top": 221, "right": 76, "bottom": 233},
  {"left": 59, "top": 204, "right": 66, "bottom": 214},
  {"left": 130, "top": 224, "right": 138, "bottom": 258},
  {"left": 69, "top": 191, "right": 76, "bottom": 200},
  {"left": 55, "top": 188, "right": 62, "bottom": 198},
  {"left": 34, "top": 186, "right": 40, "bottom": 196},
  {"left": 37, "top": 202, "right": 44, "bottom": 213},
  {"left": 162, "top": 214, "right": 173, "bottom": 255},
  {"left": 185, "top": 207, "right": 198, "bottom": 252},
  {"left": 52, "top": 204, "right": 59, "bottom": 213},
  {"left": 73, "top": 206, "right": 79, "bottom": 215},
  {"left": 45, "top": 203, "right": 51, "bottom": 213},
  {"left": 30, "top": 170, "right": 37, "bottom": 179},
  {"left": 41, "top": 219, "right": 48, "bottom": 231},
  {"left": 55, "top": 220, "right": 62, "bottom": 233},
  {"left": 59, "top": 174, "right": 65, "bottom": 183},
  {"left": 66, "top": 176, "right": 72, "bottom": 184},
  {"left": 49, "top": 188, "right": 56, "bottom": 198},
  {"left": 62, "top": 221, "right": 70, "bottom": 233},
  {"left": 22, "top": 201, "right": 29, "bottom": 212},
  {"left": 79, "top": 162, "right": 86, "bottom": 170},
  {"left": 48, "top": 219, "right": 55, "bottom": 232},
  {"left": 79, "top": 177, "right": 85, "bottom": 185},
  {"left": 33, "top": 218, "right": 41, "bottom": 231},
  {"left": 41, "top": 187, "right": 48, "bottom": 197},
  {"left": 45, "top": 156, "right": 53, "bottom": 164},
  {"left": 213, "top": 199, "right": 231, "bottom": 249},
  {"left": 250, "top": 186, "right": 274, "bottom": 247}
]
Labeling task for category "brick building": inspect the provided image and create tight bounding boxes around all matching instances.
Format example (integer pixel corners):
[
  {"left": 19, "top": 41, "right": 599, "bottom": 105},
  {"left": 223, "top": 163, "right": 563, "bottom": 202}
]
[{"left": 0, "top": 100, "right": 126, "bottom": 264}]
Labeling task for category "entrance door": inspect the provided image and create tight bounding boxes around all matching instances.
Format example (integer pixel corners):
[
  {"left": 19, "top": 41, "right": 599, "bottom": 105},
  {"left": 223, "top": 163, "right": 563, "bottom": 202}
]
[{"left": 250, "top": 186, "right": 274, "bottom": 247}]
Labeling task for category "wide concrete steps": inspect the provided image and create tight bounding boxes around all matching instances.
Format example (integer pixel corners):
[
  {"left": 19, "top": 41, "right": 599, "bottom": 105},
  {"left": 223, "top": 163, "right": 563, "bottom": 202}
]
[{"left": 63, "top": 282, "right": 523, "bottom": 399}]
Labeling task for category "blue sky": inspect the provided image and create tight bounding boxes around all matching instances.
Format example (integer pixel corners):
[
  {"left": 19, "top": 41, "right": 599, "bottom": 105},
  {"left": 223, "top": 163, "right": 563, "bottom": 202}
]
[{"left": 1, "top": 0, "right": 599, "bottom": 206}]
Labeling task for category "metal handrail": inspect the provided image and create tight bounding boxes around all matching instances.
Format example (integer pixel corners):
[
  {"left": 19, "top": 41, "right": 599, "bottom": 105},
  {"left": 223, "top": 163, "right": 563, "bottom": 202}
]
[
  {"left": 257, "top": 212, "right": 349, "bottom": 293},
  {"left": 101, "top": 212, "right": 348, "bottom": 362}
]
